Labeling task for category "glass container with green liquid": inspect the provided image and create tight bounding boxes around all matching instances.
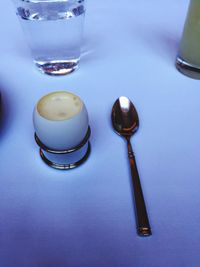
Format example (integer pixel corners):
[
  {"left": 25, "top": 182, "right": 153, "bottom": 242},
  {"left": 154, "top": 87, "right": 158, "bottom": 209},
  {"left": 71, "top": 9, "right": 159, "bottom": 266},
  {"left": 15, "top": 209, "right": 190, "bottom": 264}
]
[{"left": 176, "top": 0, "right": 200, "bottom": 79}]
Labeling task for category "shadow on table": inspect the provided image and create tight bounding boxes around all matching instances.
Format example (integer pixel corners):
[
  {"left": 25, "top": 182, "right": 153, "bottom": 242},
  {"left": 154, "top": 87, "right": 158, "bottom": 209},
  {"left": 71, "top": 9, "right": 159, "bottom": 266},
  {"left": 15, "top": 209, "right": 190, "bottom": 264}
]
[
  {"left": 133, "top": 25, "right": 180, "bottom": 64},
  {"left": 0, "top": 87, "right": 13, "bottom": 142},
  {"left": 156, "top": 31, "right": 180, "bottom": 62},
  {"left": 81, "top": 34, "right": 106, "bottom": 65}
]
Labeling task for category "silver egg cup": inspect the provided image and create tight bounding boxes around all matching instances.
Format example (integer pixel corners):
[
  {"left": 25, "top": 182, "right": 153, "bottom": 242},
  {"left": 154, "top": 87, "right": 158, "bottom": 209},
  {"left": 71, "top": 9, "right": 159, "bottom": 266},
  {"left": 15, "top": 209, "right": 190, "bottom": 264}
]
[{"left": 35, "top": 126, "right": 91, "bottom": 170}]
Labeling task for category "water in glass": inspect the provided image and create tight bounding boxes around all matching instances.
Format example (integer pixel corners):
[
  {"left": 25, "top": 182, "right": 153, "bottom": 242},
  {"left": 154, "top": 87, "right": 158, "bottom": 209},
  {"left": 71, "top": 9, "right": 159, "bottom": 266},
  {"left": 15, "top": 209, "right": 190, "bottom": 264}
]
[{"left": 15, "top": 0, "right": 85, "bottom": 75}]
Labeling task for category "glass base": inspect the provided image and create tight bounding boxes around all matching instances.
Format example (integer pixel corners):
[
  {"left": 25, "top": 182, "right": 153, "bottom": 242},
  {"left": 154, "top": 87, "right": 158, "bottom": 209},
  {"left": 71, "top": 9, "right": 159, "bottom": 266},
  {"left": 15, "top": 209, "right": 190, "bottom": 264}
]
[
  {"left": 35, "top": 59, "right": 79, "bottom": 76},
  {"left": 176, "top": 56, "right": 200, "bottom": 79}
]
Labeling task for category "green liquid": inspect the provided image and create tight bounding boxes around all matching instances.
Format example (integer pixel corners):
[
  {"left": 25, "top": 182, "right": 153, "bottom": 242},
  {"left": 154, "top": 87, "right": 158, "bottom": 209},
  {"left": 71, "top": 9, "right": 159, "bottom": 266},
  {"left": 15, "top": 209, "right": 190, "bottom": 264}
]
[{"left": 179, "top": 0, "right": 200, "bottom": 66}]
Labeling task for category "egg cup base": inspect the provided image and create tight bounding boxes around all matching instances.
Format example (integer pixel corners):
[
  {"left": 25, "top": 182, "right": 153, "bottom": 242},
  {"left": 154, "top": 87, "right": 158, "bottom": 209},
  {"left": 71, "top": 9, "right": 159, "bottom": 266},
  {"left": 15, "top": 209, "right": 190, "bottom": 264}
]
[{"left": 34, "top": 126, "right": 91, "bottom": 170}]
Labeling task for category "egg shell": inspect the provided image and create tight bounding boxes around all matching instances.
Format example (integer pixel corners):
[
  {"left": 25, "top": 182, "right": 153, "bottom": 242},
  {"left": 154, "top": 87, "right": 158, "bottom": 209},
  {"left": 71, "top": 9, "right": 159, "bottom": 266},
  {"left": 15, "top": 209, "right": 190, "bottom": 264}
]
[{"left": 33, "top": 97, "right": 89, "bottom": 150}]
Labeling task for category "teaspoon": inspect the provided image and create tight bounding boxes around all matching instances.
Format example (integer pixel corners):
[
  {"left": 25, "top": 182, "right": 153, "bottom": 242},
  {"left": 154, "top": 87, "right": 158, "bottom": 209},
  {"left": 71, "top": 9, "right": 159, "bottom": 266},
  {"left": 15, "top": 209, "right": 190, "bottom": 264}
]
[{"left": 111, "top": 96, "right": 151, "bottom": 236}]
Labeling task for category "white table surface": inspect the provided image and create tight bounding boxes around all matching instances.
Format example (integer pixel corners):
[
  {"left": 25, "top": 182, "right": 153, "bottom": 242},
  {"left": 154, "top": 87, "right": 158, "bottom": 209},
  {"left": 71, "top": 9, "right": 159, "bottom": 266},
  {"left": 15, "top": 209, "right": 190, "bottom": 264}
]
[{"left": 1, "top": 0, "right": 200, "bottom": 266}]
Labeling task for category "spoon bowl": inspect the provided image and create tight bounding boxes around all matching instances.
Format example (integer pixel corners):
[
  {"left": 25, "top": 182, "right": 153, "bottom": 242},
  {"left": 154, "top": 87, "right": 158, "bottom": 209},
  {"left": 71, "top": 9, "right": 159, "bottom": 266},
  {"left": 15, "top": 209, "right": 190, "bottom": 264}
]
[{"left": 112, "top": 96, "right": 139, "bottom": 137}]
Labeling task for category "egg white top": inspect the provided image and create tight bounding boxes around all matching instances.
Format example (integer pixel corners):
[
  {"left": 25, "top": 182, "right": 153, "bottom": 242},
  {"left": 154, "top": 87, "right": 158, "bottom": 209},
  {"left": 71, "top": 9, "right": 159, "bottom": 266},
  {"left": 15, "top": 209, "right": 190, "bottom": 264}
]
[{"left": 37, "top": 91, "right": 83, "bottom": 121}]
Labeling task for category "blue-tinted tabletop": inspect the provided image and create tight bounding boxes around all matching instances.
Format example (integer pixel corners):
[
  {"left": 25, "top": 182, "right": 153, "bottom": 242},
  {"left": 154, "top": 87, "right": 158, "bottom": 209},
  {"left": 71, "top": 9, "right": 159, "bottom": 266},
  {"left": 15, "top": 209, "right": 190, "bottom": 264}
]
[{"left": 1, "top": 0, "right": 200, "bottom": 266}]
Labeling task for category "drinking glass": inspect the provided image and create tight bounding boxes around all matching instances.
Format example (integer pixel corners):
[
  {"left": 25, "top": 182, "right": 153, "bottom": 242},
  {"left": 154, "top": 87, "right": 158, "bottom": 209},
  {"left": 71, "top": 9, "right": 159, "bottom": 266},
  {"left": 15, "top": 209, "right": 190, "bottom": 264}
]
[
  {"left": 176, "top": 0, "right": 200, "bottom": 79},
  {"left": 12, "top": 0, "right": 86, "bottom": 75}
]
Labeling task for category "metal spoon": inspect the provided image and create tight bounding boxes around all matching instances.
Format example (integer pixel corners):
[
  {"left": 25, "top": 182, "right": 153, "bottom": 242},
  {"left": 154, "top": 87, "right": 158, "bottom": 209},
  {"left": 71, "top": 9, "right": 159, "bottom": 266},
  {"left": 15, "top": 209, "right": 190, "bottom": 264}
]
[{"left": 111, "top": 96, "right": 151, "bottom": 236}]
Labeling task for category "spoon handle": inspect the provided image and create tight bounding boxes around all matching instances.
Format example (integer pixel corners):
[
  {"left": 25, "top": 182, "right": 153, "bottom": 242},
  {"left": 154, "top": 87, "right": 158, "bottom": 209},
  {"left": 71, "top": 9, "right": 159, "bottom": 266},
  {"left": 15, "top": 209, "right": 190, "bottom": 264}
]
[{"left": 127, "top": 139, "right": 152, "bottom": 236}]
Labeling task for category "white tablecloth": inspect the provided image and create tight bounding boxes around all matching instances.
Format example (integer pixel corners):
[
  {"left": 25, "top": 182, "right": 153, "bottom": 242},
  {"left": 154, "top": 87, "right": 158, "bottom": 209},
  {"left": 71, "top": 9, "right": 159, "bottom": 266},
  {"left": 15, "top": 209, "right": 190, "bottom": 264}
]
[{"left": 0, "top": 1, "right": 199, "bottom": 266}]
